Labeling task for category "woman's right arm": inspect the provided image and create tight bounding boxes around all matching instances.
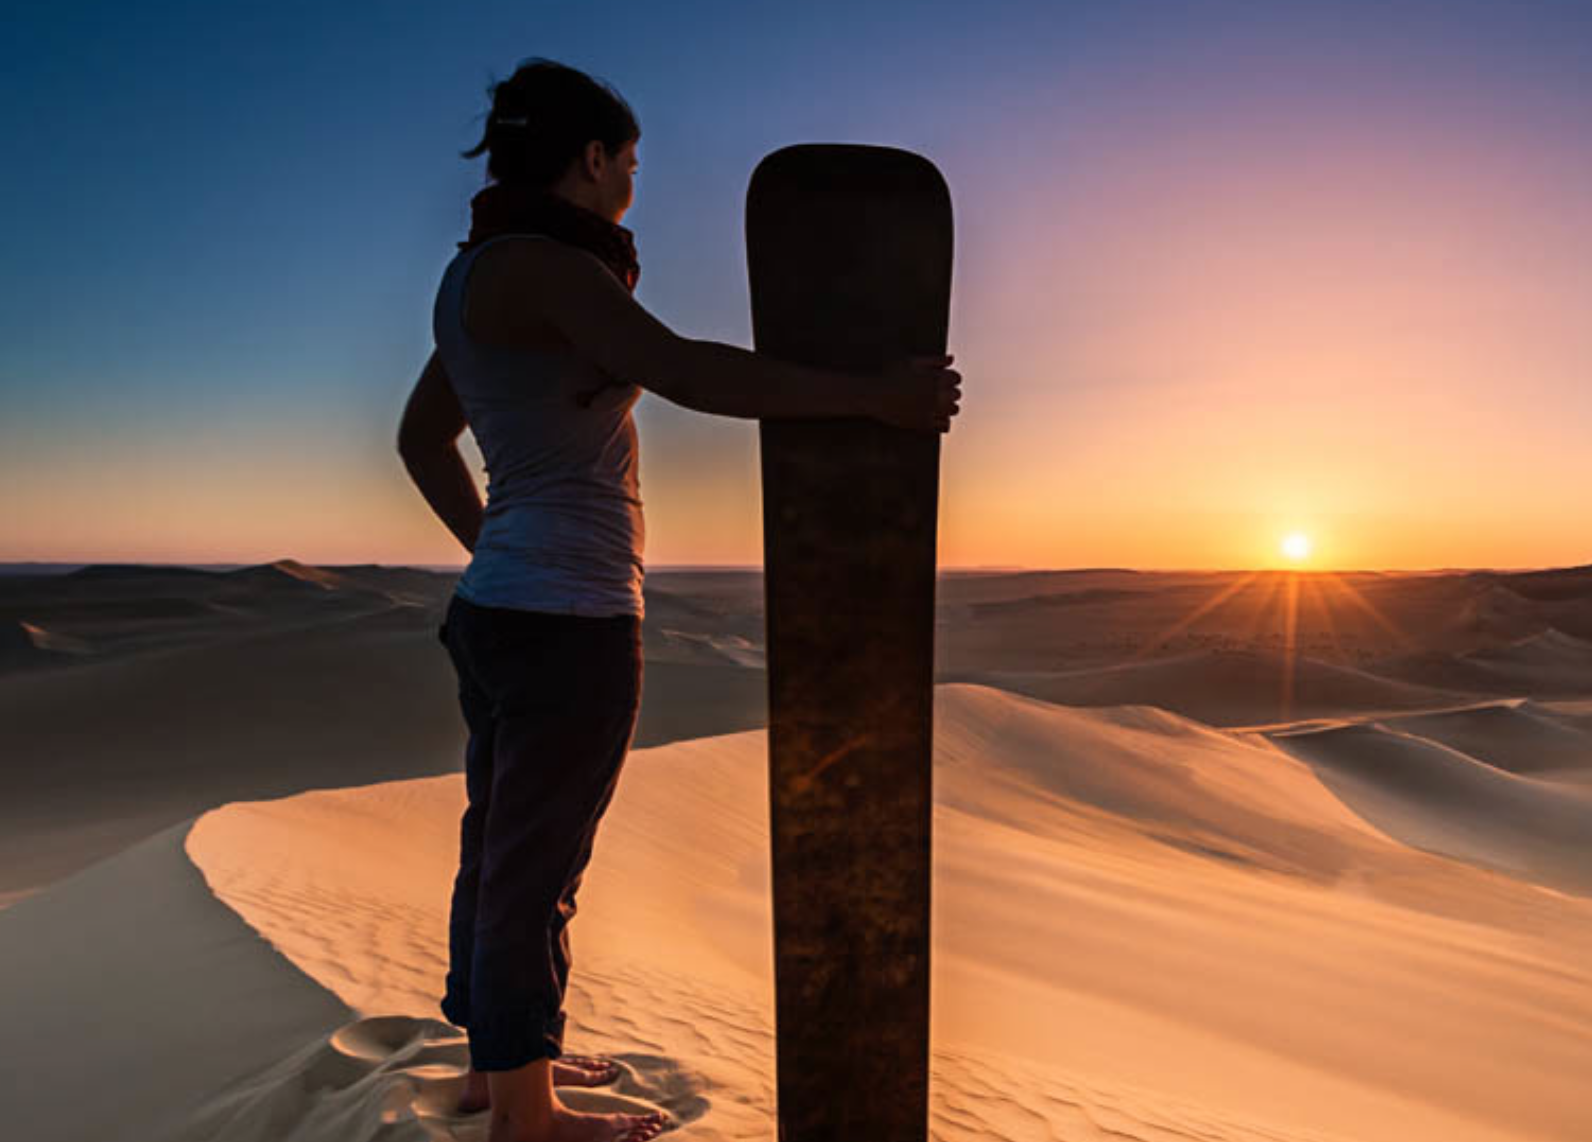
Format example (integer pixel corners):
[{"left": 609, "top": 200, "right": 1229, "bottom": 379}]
[
  {"left": 396, "top": 349, "right": 483, "bottom": 553},
  {"left": 466, "top": 237, "right": 960, "bottom": 432}
]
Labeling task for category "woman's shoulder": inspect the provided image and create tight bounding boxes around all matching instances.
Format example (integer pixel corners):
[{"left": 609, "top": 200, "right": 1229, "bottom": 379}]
[
  {"left": 450, "top": 236, "right": 583, "bottom": 351},
  {"left": 445, "top": 233, "right": 561, "bottom": 280},
  {"left": 454, "top": 234, "right": 609, "bottom": 308},
  {"left": 467, "top": 232, "right": 598, "bottom": 266}
]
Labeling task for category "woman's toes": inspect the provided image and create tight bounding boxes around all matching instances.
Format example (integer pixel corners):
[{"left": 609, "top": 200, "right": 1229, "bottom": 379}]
[
  {"left": 564, "top": 1053, "right": 619, "bottom": 1075},
  {"left": 549, "top": 1054, "right": 621, "bottom": 1087},
  {"left": 624, "top": 1111, "right": 666, "bottom": 1137}
]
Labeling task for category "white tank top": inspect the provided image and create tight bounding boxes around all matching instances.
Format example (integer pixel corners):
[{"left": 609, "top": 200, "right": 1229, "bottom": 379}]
[{"left": 433, "top": 234, "right": 645, "bottom": 618}]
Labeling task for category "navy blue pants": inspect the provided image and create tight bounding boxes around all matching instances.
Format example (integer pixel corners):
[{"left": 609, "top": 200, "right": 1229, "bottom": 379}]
[{"left": 436, "top": 592, "right": 643, "bottom": 1071}]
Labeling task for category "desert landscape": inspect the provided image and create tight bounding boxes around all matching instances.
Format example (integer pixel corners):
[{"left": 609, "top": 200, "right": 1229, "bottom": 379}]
[
  {"left": 2, "top": 559, "right": 1589, "bottom": 1141},
  {"left": 11, "top": 4, "right": 1592, "bottom": 1139}
]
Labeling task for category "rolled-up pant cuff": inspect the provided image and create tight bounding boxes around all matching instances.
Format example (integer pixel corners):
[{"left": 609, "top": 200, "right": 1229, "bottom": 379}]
[{"left": 462, "top": 1004, "right": 568, "bottom": 1071}]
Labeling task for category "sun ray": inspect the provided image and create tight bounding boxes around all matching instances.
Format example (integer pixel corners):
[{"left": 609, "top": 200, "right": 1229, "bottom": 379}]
[
  {"left": 1303, "top": 572, "right": 1348, "bottom": 664},
  {"left": 1320, "top": 571, "right": 1416, "bottom": 652},
  {"left": 1124, "top": 570, "right": 1262, "bottom": 665},
  {"left": 1237, "top": 572, "right": 1287, "bottom": 646},
  {"left": 1280, "top": 570, "right": 1299, "bottom": 719}
]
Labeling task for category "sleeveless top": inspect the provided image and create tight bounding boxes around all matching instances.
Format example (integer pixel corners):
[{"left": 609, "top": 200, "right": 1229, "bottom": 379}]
[{"left": 433, "top": 234, "right": 645, "bottom": 619}]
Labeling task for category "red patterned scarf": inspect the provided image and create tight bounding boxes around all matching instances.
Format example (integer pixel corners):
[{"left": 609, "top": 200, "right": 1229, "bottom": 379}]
[{"left": 459, "top": 182, "right": 640, "bottom": 293}]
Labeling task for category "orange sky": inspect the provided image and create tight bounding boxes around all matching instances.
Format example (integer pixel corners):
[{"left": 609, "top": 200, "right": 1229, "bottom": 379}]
[{"left": 12, "top": 126, "right": 1585, "bottom": 573}]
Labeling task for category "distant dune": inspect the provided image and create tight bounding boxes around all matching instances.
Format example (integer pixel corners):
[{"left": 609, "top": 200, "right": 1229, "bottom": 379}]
[
  {"left": 1480, "top": 563, "right": 1592, "bottom": 602},
  {"left": 0, "top": 619, "right": 86, "bottom": 671},
  {"left": 1444, "top": 568, "right": 1592, "bottom": 640},
  {"left": 4, "top": 560, "right": 1592, "bottom": 1140},
  {"left": 1470, "top": 626, "right": 1592, "bottom": 672},
  {"left": 0, "top": 593, "right": 768, "bottom": 901},
  {"left": 0, "top": 559, "right": 440, "bottom": 668},
  {"left": 641, "top": 584, "right": 765, "bottom": 667},
  {"left": 1379, "top": 699, "right": 1592, "bottom": 777},
  {"left": 1371, "top": 627, "right": 1592, "bottom": 697},
  {"left": 1446, "top": 582, "right": 1547, "bottom": 641},
  {"left": 6, "top": 560, "right": 1591, "bottom": 902},
  {"left": 947, "top": 647, "right": 1470, "bottom": 727}
]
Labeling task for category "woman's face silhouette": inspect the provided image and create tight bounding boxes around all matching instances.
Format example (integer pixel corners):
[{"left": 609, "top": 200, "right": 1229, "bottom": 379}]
[
  {"left": 572, "top": 137, "right": 637, "bottom": 225},
  {"left": 555, "top": 137, "right": 639, "bottom": 225},
  {"left": 606, "top": 137, "right": 639, "bottom": 223}
]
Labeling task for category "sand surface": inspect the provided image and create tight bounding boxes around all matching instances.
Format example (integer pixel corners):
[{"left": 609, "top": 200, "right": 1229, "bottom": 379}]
[{"left": 3, "top": 562, "right": 1591, "bottom": 1140}]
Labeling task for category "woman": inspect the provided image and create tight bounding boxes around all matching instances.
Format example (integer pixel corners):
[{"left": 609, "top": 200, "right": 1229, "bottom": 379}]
[{"left": 398, "top": 58, "right": 961, "bottom": 1142}]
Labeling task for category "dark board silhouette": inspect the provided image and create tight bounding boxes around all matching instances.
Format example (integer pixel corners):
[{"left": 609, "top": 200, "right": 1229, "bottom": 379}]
[{"left": 747, "top": 142, "right": 953, "bottom": 1142}]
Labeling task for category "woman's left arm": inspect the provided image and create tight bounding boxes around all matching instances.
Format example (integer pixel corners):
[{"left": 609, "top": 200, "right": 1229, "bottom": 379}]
[{"left": 397, "top": 349, "right": 483, "bottom": 554}]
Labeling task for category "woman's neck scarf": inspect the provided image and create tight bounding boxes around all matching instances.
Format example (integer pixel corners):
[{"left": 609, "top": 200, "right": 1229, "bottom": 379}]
[{"left": 459, "top": 182, "right": 640, "bottom": 293}]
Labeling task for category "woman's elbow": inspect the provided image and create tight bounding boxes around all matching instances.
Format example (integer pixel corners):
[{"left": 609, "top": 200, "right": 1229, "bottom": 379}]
[
  {"left": 396, "top": 423, "right": 456, "bottom": 462},
  {"left": 397, "top": 351, "right": 466, "bottom": 457},
  {"left": 395, "top": 422, "right": 423, "bottom": 458}
]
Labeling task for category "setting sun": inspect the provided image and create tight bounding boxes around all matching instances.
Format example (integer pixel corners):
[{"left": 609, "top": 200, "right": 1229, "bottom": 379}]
[{"left": 1281, "top": 532, "right": 1312, "bottom": 562}]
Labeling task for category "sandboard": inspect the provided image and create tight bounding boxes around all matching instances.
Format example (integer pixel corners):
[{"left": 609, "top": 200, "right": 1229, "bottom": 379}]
[{"left": 746, "top": 143, "right": 952, "bottom": 1140}]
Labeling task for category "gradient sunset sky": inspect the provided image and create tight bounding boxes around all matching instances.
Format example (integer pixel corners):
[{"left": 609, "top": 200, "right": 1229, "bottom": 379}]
[{"left": 3, "top": 0, "right": 1589, "bottom": 571}]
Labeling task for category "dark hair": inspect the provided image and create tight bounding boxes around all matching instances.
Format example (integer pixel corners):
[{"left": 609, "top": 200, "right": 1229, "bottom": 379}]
[{"left": 461, "top": 58, "right": 640, "bottom": 189}]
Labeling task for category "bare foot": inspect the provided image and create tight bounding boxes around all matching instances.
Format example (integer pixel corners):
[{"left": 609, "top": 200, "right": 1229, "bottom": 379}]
[
  {"left": 492, "top": 1102, "right": 669, "bottom": 1142},
  {"left": 457, "top": 1057, "right": 622, "bottom": 1113},
  {"left": 553, "top": 1055, "right": 624, "bottom": 1088}
]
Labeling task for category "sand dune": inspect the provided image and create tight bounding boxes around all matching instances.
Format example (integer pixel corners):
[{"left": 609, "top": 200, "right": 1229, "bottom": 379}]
[
  {"left": 1447, "top": 583, "right": 1546, "bottom": 642},
  {"left": 9, "top": 559, "right": 1586, "bottom": 909},
  {"left": 1371, "top": 627, "right": 1592, "bottom": 697},
  {"left": 1379, "top": 699, "right": 1592, "bottom": 778},
  {"left": 1469, "top": 627, "right": 1592, "bottom": 674},
  {"left": 0, "top": 560, "right": 424, "bottom": 666},
  {"left": 646, "top": 627, "right": 766, "bottom": 668},
  {"left": 1540, "top": 697, "right": 1592, "bottom": 734},
  {"left": 1483, "top": 565, "right": 1592, "bottom": 610},
  {"left": 931, "top": 684, "right": 1401, "bottom": 882},
  {"left": 949, "top": 647, "right": 1468, "bottom": 727},
  {"left": 0, "top": 619, "right": 85, "bottom": 671},
  {"left": 640, "top": 584, "right": 765, "bottom": 667},
  {"left": 0, "top": 608, "right": 763, "bottom": 903},
  {"left": 935, "top": 568, "right": 1152, "bottom": 605},
  {"left": 1266, "top": 718, "right": 1592, "bottom": 894},
  {"left": 125, "top": 684, "right": 1590, "bottom": 1141},
  {"left": 1440, "top": 570, "right": 1592, "bottom": 646},
  {"left": 0, "top": 819, "right": 354, "bottom": 1142},
  {"left": 6, "top": 562, "right": 1592, "bottom": 1140}
]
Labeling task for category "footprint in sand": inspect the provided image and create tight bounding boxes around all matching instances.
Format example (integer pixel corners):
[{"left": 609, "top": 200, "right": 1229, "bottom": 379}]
[{"left": 172, "top": 1014, "right": 704, "bottom": 1139}]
